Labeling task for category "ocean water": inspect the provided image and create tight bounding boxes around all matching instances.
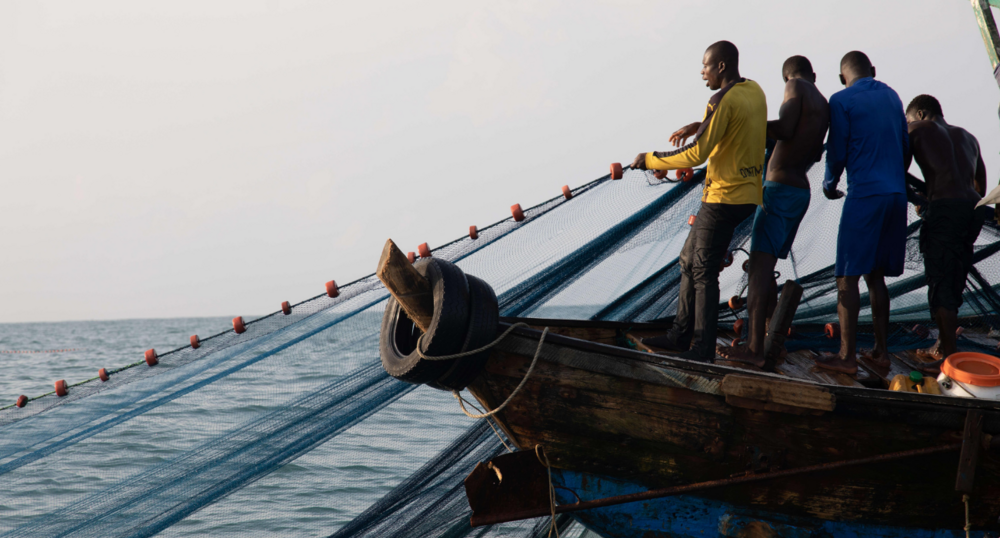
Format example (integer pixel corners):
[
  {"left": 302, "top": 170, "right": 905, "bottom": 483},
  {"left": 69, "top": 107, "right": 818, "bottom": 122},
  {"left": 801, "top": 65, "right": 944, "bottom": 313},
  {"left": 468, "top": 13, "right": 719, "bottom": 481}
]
[{"left": 0, "top": 316, "right": 488, "bottom": 536}]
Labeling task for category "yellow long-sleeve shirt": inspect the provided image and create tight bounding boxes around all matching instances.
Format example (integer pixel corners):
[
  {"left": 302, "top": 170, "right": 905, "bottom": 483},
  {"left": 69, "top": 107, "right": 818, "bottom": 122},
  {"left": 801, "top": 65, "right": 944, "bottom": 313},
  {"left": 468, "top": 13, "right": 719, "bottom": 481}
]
[{"left": 646, "top": 78, "right": 767, "bottom": 205}]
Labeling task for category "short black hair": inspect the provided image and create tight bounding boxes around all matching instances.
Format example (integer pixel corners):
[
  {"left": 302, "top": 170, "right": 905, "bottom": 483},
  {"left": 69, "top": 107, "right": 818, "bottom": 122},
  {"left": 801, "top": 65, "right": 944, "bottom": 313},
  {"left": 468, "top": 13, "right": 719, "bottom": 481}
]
[
  {"left": 782, "top": 55, "right": 813, "bottom": 78},
  {"left": 840, "top": 51, "right": 872, "bottom": 75},
  {"left": 907, "top": 94, "right": 943, "bottom": 117},
  {"left": 705, "top": 40, "right": 739, "bottom": 69}
]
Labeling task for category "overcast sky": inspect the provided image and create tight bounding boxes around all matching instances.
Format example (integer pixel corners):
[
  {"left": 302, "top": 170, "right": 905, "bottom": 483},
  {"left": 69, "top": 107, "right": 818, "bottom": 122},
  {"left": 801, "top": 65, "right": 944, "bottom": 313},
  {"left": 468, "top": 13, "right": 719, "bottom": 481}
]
[{"left": 1, "top": 0, "right": 997, "bottom": 323}]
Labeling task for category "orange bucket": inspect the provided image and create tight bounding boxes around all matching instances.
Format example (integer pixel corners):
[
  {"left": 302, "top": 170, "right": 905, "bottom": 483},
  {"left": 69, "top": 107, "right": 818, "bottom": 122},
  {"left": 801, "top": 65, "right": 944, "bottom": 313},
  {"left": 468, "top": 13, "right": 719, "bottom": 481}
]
[{"left": 942, "top": 352, "right": 1000, "bottom": 387}]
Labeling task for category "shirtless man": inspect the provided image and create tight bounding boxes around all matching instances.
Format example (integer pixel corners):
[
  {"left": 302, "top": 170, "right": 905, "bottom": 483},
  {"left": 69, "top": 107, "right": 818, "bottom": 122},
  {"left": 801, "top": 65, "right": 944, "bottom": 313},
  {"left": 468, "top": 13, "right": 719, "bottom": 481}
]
[
  {"left": 816, "top": 51, "right": 909, "bottom": 375},
  {"left": 717, "top": 56, "right": 829, "bottom": 367},
  {"left": 905, "top": 94, "right": 988, "bottom": 360}
]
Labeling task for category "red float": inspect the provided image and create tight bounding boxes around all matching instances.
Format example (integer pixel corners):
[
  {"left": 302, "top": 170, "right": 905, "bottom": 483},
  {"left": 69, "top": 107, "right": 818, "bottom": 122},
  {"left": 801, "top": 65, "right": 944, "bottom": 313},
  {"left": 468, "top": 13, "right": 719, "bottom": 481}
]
[
  {"left": 511, "top": 204, "right": 525, "bottom": 222},
  {"left": 191, "top": 334, "right": 201, "bottom": 348},
  {"left": 742, "top": 259, "right": 750, "bottom": 272},
  {"left": 677, "top": 168, "right": 695, "bottom": 182},
  {"left": 469, "top": 226, "right": 479, "bottom": 240},
  {"left": 654, "top": 170, "right": 667, "bottom": 180},
  {"left": 407, "top": 252, "right": 416, "bottom": 263},
  {"left": 787, "top": 325, "right": 796, "bottom": 337},
  {"left": 16, "top": 395, "right": 27, "bottom": 408},
  {"left": 729, "top": 296, "right": 744, "bottom": 310},
  {"left": 733, "top": 319, "right": 745, "bottom": 335},
  {"left": 98, "top": 368, "right": 109, "bottom": 382},
  {"left": 145, "top": 348, "right": 159, "bottom": 366},
  {"left": 562, "top": 185, "right": 572, "bottom": 199},
  {"left": 731, "top": 338, "right": 744, "bottom": 348},
  {"left": 911, "top": 324, "right": 930, "bottom": 340},
  {"left": 418, "top": 243, "right": 431, "bottom": 258},
  {"left": 233, "top": 317, "right": 246, "bottom": 335},
  {"left": 610, "top": 162, "right": 623, "bottom": 180},
  {"left": 326, "top": 280, "right": 340, "bottom": 298},
  {"left": 687, "top": 215, "right": 696, "bottom": 226},
  {"left": 720, "top": 251, "right": 734, "bottom": 269},
  {"left": 55, "top": 380, "right": 68, "bottom": 397},
  {"left": 825, "top": 323, "right": 841, "bottom": 340},
  {"left": 281, "top": 301, "right": 292, "bottom": 315},
  {"left": 956, "top": 326, "right": 965, "bottom": 337}
]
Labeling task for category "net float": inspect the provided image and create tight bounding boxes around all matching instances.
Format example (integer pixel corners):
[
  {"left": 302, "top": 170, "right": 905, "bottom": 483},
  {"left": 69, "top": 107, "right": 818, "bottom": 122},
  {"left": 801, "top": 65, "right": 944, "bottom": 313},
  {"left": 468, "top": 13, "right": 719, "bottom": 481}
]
[
  {"left": 688, "top": 215, "right": 696, "bottom": 226},
  {"left": 729, "top": 296, "right": 744, "bottom": 310},
  {"left": 511, "top": 204, "right": 525, "bottom": 222},
  {"left": 911, "top": 324, "right": 930, "bottom": 340},
  {"left": 98, "top": 368, "right": 109, "bottom": 382},
  {"left": 955, "top": 326, "right": 964, "bottom": 337},
  {"left": 825, "top": 323, "right": 840, "bottom": 339},
  {"left": 610, "top": 162, "right": 623, "bottom": 180},
  {"left": 16, "top": 395, "right": 27, "bottom": 408},
  {"left": 677, "top": 168, "right": 695, "bottom": 182},
  {"left": 731, "top": 338, "right": 744, "bottom": 347},
  {"left": 733, "top": 319, "right": 745, "bottom": 335},
  {"left": 54, "top": 380, "right": 68, "bottom": 397},
  {"left": 720, "top": 251, "right": 734, "bottom": 270},
  {"left": 281, "top": 301, "right": 291, "bottom": 315},
  {"left": 654, "top": 170, "right": 668, "bottom": 180},
  {"left": 418, "top": 243, "right": 431, "bottom": 258},
  {"left": 233, "top": 317, "right": 246, "bottom": 335},
  {"left": 191, "top": 334, "right": 201, "bottom": 348},
  {"left": 326, "top": 280, "right": 340, "bottom": 298},
  {"left": 407, "top": 252, "right": 416, "bottom": 263},
  {"left": 562, "top": 185, "right": 572, "bottom": 199},
  {"left": 145, "top": 348, "right": 159, "bottom": 366},
  {"left": 469, "top": 225, "right": 479, "bottom": 240},
  {"left": 742, "top": 259, "right": 750, "bottom": 272}
]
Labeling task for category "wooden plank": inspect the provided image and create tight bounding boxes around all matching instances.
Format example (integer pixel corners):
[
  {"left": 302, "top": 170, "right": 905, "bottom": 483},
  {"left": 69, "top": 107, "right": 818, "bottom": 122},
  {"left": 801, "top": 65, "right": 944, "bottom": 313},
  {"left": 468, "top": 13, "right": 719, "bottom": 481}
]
[
  {"left": 973, "top": 0, "right": 1000, "bottom": 75},
  {"left": 721, "top": 374, "right": 836, "bottom": 412},
  {"left": 775, "top": 350, "right": 866, "bottom": 388},
  {"left": 956, "top": 409, "right": 984, "bottom": 492},
  {"left": 375, "top": 238, "right": 434, "bottom": 332},
  {"left": 762, "top": 280, "right": 803, "bottom": 371}
]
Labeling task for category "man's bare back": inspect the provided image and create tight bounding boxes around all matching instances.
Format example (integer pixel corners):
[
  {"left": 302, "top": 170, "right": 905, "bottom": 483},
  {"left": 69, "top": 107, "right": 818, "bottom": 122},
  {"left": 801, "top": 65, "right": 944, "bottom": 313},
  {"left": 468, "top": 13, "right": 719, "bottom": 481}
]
[
  {"left": 766, "top": 78, "right": 830, "bottom": 189},
  {"left": 907, "top": 120, "right": 982, "bottom": 203}
]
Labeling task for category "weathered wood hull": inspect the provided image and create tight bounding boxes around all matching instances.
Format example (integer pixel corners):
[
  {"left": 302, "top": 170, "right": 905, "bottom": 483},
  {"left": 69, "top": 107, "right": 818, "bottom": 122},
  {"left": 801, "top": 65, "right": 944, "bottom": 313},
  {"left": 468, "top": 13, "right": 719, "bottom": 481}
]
[{"left": 466, "top": 321, "right": 1000, "bottom": 536}]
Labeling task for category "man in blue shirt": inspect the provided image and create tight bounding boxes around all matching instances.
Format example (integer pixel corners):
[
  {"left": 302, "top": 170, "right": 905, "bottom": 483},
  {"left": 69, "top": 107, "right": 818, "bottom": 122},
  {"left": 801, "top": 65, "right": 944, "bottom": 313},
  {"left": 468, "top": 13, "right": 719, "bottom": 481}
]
[{"left": 816, "top": 51, "right": 909, "bottom": 375}]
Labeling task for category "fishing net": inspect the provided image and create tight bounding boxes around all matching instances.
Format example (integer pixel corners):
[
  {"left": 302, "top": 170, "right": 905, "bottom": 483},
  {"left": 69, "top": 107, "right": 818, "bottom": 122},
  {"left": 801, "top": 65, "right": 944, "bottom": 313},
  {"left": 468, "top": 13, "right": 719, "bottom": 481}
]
[{"left": 1, "top": 151, "right": 998, "bottom": 537}]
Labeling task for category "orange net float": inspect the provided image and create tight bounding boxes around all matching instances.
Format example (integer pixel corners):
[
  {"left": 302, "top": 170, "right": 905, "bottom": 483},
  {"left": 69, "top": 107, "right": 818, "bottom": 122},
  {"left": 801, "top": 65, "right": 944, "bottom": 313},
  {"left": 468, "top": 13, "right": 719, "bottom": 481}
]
[
  {"left": 407, "top": 252, "right": 416, "bottom": 263},
  {"left": 942, "top": 352, "right": 1000, "bottom": 387},
  {"left": 144, "top": 348, "right": 159, "bottom": 366},
  {"left": 728, "top": 296, "right": 744, "bottom": 310},
  {"left": 469, "top": 225, "right": 479, "bottom": 240},
  {"left": 720, "top": 251, "right": 734, "bottom": 270},
  {"left": 731, "top": 338, "right": 744, "bottom": 347},
  {"left": 610, "top": 162, "right": 623, "bottom": 180},
  {"left": 677, "top": 168, "right": 695, "bottom": 182},
  {"left": 190, "top": 334, "right": 201, "bottom": 348},
  {"left": 733, "top": 318, "right": 745, "bottom": 335},
  {"left": 688, "top": 215, "right": 696, "bottom": 226},
  {"left": 787, "top": 325, "right": 796, "bottom": 337},
  {"left": 98, "top": 368, "right": 109, "bottom": 382},
  {"left": 653, "top": 170, "right": 668, "bottom": 180},
  {"left": 511, "top": 204, "right": 525, "bottom": 222},
  {"left": 281, "top": 301, "right": 292, "bottom": 315},
  {"left": 326, "top": 280, "right": 340, "bottom": 298},
  {"left": 742, "top": 259, "right": 750, "bottom": 272},
  {"left": 233, "top": 316, "right": 246, "bottom": 335},
  {"left": 911, "top": 324, "right": 930, "bottom": 340},
  {"left": 825, "top": 323, "right": 840, "bottom": 339},
  {"left": 562, "top": 185, "right": 572, "bottom": 200},
  {"left": 955, "top": 326, "right": 965, "bottom": 337},
  {"left": 54, "top": 380, "right": 68, "bottom": 397},
  {"left": 16, "top": 395, "right": 27, "bottom": 408},
  {"left": 417, "top": 243, "right": 431, "bottom": 258}
]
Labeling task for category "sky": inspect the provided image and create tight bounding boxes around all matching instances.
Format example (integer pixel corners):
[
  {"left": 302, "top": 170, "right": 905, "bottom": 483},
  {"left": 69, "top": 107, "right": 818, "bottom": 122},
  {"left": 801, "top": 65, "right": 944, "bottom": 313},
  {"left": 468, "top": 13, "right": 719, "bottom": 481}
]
[{"left": 1, "top": 0, "right": 997, "bottom": 323}]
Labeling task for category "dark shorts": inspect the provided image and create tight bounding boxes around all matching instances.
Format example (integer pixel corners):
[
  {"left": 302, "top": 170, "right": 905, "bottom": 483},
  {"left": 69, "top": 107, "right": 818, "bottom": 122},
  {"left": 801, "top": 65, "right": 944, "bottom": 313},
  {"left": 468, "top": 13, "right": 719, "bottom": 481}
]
[
  {"left": 836, "top": 193, "right": 907, "bottom": 277},
  {"left": 920, "top": 199, "right": 986, "bottom": 311},
  {"left": 750, "top": 181, "right": 810, "bottom": 259}
]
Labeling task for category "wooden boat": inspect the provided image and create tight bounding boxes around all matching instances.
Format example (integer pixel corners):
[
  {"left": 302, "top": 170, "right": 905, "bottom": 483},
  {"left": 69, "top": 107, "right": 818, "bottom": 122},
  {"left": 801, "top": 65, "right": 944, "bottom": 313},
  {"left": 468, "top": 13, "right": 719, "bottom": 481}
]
[{"left": 375, "top": 241, "right": 1000, "bottom": 538}]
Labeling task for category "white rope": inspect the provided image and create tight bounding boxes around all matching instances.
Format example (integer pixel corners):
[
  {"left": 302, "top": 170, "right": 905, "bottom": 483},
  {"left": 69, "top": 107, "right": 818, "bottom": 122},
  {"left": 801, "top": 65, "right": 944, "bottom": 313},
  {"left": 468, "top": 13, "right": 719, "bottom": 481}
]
[
  {"left": 458, "top": 397, "right": 514, "bottom": 453},
  {"left": 452, "top": 327, "right": 549, "bottom": 419},
  {"left": 415, "top": 322, "right": 531, "bottom": 361},
  {"left": 963, "top": 494, "right": 971, "bottom": 538},
  {"left": 535, "top": 445, "right": 560, "bottom": 538}
]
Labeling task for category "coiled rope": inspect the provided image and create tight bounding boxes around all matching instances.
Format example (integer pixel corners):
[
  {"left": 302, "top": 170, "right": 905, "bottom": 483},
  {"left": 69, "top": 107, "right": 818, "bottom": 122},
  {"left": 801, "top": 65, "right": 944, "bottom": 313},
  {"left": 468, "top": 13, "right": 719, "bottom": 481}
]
[{"left": 416, "top": 323, "right": 549, "bottom": 419}]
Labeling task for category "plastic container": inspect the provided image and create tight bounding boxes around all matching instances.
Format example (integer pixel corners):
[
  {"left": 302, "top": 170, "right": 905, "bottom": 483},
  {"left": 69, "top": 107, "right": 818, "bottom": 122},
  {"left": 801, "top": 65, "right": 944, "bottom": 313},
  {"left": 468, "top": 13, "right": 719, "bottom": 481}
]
[
  {"left": 889, "top": 371, "right": 942, "bottom": 395},
  {"left": 937, "top": 352, "right": 1000, "bottom": 399}
]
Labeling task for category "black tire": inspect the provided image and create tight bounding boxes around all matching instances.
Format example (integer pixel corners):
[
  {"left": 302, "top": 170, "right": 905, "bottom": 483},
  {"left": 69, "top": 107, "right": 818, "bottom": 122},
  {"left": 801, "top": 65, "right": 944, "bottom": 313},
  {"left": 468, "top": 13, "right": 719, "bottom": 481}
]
[
  {"left": 380, "top": 258, "right": 471, "bottom": 385},
  {"left": 429, "top": 274, "right": 499, "bottom": 391}
]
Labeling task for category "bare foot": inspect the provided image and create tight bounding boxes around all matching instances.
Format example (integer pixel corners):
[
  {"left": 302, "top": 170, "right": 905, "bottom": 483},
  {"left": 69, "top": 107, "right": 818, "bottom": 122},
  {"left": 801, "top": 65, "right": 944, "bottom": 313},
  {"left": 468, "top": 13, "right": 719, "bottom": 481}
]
[
  {"left": 814, "top": 352, "right": 858, "bottom": 375},
  {"left": 859, "top": 348, "right": 890, "bottom": 375},
  {"left": 716, "top": 343, "right": 766, "bottom": 368},
  {"left": 914, "top": 343, "right": 943, "bottom": 361}
]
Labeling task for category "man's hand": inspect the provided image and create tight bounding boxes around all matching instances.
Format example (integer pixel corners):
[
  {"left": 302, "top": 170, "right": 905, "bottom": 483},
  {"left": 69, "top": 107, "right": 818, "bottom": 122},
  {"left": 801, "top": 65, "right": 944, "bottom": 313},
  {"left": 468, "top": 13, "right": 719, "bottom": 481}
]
[
  {"left": 823, "top": 187, "right": 845, "bottom": 200},
  {"left": 669, "top": 122, "right": 701, "bottom": 147},
  {"left": 632, "top": 153, "right": 648, "bottom": 170}
]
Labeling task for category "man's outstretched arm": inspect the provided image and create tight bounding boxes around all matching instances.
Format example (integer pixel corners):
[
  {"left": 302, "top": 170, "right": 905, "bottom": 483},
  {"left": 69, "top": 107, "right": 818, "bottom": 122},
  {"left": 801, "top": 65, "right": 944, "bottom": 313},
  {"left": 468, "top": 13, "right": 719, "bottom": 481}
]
[
  {"left": 637, "top": 106, "right": 729, "bottom": 171},
  {"left": 823, "top": 96, "right": 849, "bottom": 198},
  {"left": 766, "top": 79, "right": 802, "bottom": 141}
]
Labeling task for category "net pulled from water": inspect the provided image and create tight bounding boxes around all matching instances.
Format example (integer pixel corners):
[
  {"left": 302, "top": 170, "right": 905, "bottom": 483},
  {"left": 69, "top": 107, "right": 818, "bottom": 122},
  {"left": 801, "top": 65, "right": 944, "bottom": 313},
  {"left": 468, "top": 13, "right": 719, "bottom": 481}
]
[{"left": 1, "top": 154, "right": 999, "bottom": 538}]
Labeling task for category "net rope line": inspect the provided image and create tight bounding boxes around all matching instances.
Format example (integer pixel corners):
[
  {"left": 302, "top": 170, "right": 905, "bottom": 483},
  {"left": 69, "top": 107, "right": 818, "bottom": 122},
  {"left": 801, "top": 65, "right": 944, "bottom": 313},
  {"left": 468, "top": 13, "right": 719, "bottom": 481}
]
[
  {"left": 415, "top": 323, "right": 549, "bottom": 419},
  {"left": 534, "top": 444, "right": 560, "bottom": 538}
]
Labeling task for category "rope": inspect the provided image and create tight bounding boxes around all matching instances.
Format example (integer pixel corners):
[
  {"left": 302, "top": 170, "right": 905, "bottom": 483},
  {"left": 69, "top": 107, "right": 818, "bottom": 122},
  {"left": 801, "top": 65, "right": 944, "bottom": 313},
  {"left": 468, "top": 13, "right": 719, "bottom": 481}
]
[
  {"left": 457, "top": 397, "right": 514, "bottom": 453},
  {"left": 535, "top": 445, "right": 560, "bottom": 538},
  {"left": 415, "top": 322, "right": 532, "bottom": 361},
  {"left": 452, "top": 327, "right": 549, "bottom": 419},
  {"left": 963, "top": 494, "right": 971, "bottom": 538}
]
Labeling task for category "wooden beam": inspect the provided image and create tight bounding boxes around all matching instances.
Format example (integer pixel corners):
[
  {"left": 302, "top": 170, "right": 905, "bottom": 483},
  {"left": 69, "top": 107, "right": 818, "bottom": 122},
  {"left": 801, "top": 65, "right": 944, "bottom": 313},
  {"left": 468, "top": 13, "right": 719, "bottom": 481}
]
[
  {"left": 721, "top": 374, "right": 835, "bottom": 412},
  {"left": 762, "top": 280, "right": 803, "bottom": 371},
  {"left": 973, "top": 0, "right": 1000, "bottom": 86},
  {"left": 955, "top": 409, "right": 984, "bottom": 493},
  {"left": 376, "top": 239, "right": 434, "bottom": 333}
]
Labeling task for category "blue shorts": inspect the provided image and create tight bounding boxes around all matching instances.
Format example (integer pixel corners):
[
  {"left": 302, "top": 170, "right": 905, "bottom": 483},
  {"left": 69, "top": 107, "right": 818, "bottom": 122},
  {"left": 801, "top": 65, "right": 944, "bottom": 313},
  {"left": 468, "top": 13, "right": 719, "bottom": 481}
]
[
  {"left": 749, "top": 181, "right": 810, "bottom": 259},
  {"left": 836, "top": 193, "right": 907, "bottom": 277}
]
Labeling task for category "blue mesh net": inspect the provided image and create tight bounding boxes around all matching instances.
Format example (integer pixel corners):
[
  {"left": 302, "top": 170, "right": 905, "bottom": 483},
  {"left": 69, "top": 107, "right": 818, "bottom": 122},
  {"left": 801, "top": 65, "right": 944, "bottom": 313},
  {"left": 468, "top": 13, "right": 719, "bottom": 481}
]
[{"left": 1, "top": 155, "right": 998, "bottom": 537}]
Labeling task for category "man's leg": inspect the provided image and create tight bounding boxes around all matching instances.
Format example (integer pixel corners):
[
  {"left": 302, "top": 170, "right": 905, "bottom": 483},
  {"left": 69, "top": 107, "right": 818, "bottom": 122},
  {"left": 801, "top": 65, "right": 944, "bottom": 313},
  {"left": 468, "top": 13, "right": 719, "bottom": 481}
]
[
  {"left": 816, "top": 275, "right": 861, "bottom": 374},
  {"left": 934, "top": 306, "right": 959, "bottom": 358},
  {"left": 718, "top": 250, "right": 776, "bottom": 367},
  {"left": 862, "top": 268, "right": 890, "bottom": 369},
  {"left": 644, "top": 222, "right": 697, "bottom": 350}
]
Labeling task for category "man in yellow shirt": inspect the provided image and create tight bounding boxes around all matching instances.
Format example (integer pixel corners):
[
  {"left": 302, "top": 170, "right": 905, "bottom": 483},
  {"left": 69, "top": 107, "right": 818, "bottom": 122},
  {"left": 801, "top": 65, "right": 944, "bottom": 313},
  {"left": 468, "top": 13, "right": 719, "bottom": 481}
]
[{"left": 632, "top": 40, "right": 766, "bottom": 362}]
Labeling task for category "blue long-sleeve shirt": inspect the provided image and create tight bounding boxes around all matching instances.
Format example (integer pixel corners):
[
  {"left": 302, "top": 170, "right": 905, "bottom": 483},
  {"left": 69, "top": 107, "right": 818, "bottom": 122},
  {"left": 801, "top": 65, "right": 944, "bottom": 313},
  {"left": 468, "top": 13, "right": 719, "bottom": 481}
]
[{"left": 823, "top": 77, "right": 909, "bottom": 199}]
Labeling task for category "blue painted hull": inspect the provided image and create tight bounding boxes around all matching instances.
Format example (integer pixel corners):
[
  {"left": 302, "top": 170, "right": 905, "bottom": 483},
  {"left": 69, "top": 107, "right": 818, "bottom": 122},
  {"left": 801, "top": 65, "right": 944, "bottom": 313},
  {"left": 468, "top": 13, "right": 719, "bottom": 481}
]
[{"left": 553, "top": 470, "right": 988, "bottom": 538}]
